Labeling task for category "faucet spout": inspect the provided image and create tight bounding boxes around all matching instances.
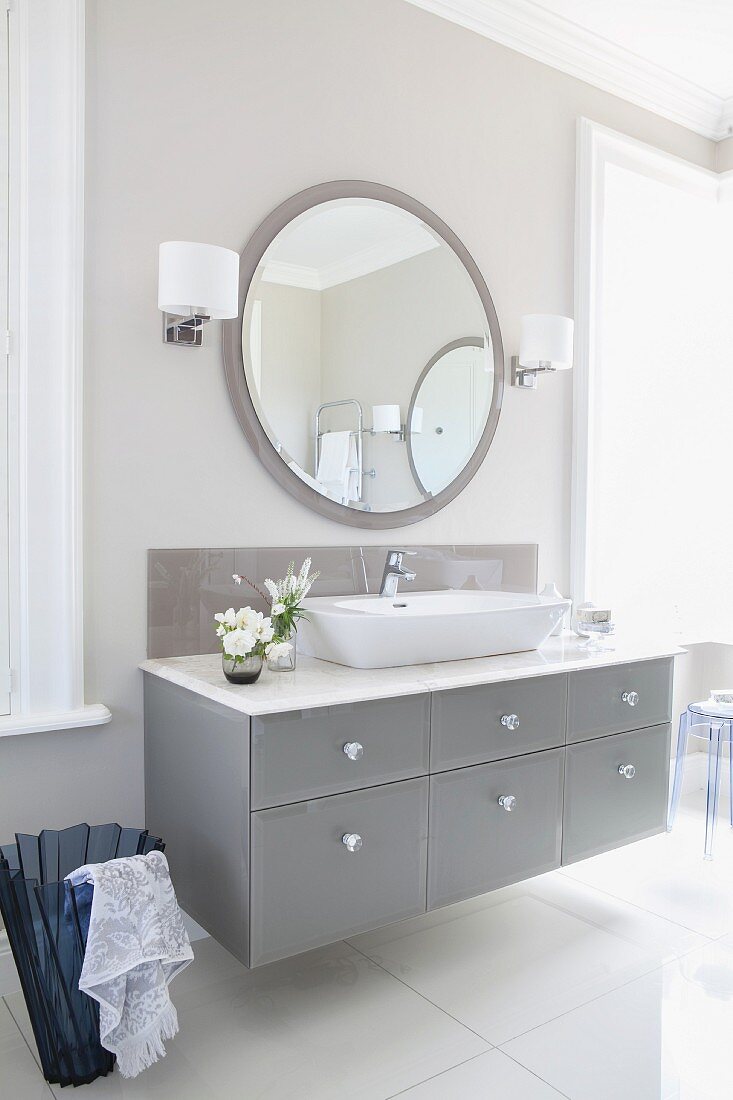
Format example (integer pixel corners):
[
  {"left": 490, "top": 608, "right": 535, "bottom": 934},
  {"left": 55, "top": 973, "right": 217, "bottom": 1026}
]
[{"left": 379, "top": 550, "right": 417, "bottom": 599}]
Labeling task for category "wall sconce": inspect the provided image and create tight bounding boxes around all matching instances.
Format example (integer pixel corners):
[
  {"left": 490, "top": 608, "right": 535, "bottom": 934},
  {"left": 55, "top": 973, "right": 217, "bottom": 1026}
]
[
  {"left": 511, "top": 314, "right": 574, "bottom": 389},
  {"left": 158, "top": 241, "right": 239, "bottom": 347},
  {"left": 370, "top": 404, "right": 405, "bottom": 441}
]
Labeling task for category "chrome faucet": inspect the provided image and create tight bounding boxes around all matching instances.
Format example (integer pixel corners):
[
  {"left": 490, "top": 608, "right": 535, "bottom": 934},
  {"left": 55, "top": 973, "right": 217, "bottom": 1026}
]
[{"left": 379, "top": 550, "right": 417, "bottom": 599}]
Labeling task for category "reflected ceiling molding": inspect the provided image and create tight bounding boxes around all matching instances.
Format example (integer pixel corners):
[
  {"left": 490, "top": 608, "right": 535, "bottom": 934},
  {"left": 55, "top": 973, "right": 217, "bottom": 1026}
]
[
  {"left": 261, "top": 226, "right": 440, "bottom": 290},
  {"left": 404, "top": 0, "right": 728, "bottom": 140}
]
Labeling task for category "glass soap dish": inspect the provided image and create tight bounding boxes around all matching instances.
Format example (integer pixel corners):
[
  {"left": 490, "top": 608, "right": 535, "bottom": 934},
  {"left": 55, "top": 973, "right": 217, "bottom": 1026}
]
[{"left": 577, "top": 619, "right": 616, "bottom": 652}]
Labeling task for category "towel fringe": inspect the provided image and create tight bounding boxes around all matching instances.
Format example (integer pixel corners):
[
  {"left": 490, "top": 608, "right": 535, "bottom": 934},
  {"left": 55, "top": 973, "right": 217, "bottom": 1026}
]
[{"left": 115, "top": 1003, "right": 179, "bottom": 1079}]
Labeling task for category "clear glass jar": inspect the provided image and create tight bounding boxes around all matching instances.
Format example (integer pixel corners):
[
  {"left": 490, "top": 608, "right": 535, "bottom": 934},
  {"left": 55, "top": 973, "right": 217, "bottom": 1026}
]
[
  {"left": 266, "top": 628, "right": 296, "bottom": 672},
  {"left": 222, "top": 652, "right": 263, "bottom": 684}
]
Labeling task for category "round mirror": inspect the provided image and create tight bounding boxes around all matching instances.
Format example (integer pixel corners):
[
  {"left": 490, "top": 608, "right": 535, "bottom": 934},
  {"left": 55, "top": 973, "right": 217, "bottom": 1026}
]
[{"left": 223, "top": 182, "right": 504, "bottom": 528}]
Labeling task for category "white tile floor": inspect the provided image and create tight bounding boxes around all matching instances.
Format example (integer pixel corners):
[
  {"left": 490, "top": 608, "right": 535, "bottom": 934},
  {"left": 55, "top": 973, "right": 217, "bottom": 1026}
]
[{"left": 3, "top": 787, "right": 733, "bottom": 1098}]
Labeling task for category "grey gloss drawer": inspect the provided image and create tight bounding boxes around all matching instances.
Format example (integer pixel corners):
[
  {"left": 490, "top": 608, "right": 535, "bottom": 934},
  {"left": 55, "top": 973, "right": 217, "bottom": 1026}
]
[
  {"left": 250, "top": 778, "right": 428, "bottom": 966},
  {"left": 251, "top": 694, "right": 430, "bottom": 810},
  {"left": 427, "top": 748, "right": 563, "bottom": 909},
  {"left": 567, "top": 659, "right": 672, "bottom": 743},
  {"left": 431, "top": 675, "right": 567, "bottom": 772},
  {"left": 562, "top": 724, "right": 670, "bottom": 865}
]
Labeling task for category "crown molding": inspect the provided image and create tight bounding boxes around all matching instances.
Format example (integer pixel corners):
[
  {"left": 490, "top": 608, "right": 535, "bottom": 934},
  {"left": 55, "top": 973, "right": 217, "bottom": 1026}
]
[
  {"left": 261, "top": 227, "right": 440, "bottom": 290},
  {"left": 260, "top": 260, "right": 321, "bottom": 290},
  {"left": 405, "top": 0, "right": 729, "bottom": 140}
]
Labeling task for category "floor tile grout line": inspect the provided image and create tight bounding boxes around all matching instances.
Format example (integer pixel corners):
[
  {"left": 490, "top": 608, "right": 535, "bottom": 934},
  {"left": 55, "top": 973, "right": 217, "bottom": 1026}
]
[
  {"left": 496, "top": 1048, "right": 572, "bottom": 1099},
  {"left": 496, "top": 953, "right": 676, "bottom": 1052},
  {"left": 383, "top": 1050, "right": 489, "bottom": 1099},
  {"left": 348, "top": 892, "right": 714, "bottom": 1056},
  {"left": 557, "top": 867, "right": 720, "bottom": 940},
  {"left": 522, "top": 880, "right": 712, "bottom": 957},
  {"left": 345, "top": 939, "right": 493, "bottom": 1049},
  {"left": 2, "top": 993, "right": 55, "bottom": 1096}
]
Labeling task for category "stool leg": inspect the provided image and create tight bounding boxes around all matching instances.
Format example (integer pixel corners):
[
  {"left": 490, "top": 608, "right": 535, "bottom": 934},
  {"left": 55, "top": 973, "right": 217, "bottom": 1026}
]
[
  {"left": 704, "top": 721, "right": 724, "bottom": 860},
  {"left": 667, "top": 710, "right": 689, "bottom": 831},
  {"left": 729, "top": 721, "right": 733, "bottom": 828}
]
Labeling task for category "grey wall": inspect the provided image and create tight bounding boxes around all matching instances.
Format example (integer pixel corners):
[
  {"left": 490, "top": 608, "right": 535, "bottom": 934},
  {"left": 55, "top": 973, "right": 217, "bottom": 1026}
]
[
  {"left": 257, "top": 281, "right": 322, "bottom": 471},
  {"left": 0, "top": 0, "right": 714, "bottom": 839}
]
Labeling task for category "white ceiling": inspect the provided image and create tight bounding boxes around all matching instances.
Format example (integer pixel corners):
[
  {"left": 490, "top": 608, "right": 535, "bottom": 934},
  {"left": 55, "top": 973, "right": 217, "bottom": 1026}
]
[
  {"left": 261, "top": 202, "right": 440, "bottom": 290},
  {"left": 406, "top": 0, "right": 733, "bottom": 140}
]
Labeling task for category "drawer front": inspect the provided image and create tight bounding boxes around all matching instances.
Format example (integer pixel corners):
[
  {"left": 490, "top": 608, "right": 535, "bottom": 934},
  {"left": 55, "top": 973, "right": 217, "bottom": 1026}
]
[
  {"left": 427, "top": 748, "right": 563, "bottom": 910},
  {"left": 251, "top": 694, "right": 430, "bottom": 810},
  {"left": 567, "top": 658, "right": 672, "bottom": 743},
  {"left": 250, "top": 778, "right": 428, "bottom": 966},
  {"left": 562, "top": 724, "right": 670, "bottom": 865},
  {"left": 431, "top": 674, "right": 567, "bottom": 772}
]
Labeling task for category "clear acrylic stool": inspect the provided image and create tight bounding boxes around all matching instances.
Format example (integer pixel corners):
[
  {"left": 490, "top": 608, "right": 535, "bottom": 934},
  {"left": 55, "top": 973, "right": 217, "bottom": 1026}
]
[{"left": 667, "top": 701, "right": 733, "bottom": 859}]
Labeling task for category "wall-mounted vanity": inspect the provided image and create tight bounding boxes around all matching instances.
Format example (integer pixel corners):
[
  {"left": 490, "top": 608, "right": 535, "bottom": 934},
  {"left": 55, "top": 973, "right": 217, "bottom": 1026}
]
[
  {"left": 143, "top": 182, "right": 667, "bottom": 973},
  {"left": 143, "top": 640, "right": 678, "bottom": 968}
]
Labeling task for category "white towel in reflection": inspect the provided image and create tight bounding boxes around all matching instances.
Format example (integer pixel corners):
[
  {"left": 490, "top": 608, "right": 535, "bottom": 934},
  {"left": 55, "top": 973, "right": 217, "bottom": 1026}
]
[
  {"left": 287, "top": 461, "right": 326, "bottom": 496},
  {"left": 345, "top": 433, "right": 359, "bottom": 503},
  {"left": 317, "top": 431, "right": 352, "bottom": 502}
]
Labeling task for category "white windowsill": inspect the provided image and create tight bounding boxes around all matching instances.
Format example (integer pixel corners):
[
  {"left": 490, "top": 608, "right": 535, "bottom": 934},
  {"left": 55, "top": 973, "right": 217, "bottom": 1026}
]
[{"left": 0, "top": 704, "right": 111, "bottom": 738}]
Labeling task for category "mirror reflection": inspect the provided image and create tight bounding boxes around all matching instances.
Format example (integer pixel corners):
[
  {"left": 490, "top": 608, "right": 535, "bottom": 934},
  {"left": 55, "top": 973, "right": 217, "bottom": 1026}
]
[
  {"left": 242, "top": 198, "right": 495, "bottom": 513},
  {"left": 408, "top": 339, "right": 493, "bottom": 498}
]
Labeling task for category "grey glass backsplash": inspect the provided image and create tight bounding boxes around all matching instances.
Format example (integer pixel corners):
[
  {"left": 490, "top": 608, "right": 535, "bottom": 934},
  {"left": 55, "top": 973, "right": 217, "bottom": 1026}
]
[{"left": 147, "top": 544, "right": 538, "bottom": 659}]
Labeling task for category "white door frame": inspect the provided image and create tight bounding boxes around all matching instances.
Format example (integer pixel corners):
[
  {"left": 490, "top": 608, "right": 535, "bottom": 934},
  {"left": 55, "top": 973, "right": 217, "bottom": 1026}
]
[{"left": 3, "top": 0, "right": 109, "bottom": 736}]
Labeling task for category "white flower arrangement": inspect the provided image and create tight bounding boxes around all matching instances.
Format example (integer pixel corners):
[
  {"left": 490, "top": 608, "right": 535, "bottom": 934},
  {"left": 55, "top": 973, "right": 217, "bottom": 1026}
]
[
  {"left": 214, "top": 606, "right": 286, "bottom": 664},
  {"left": 263, "top": 558, "right": 320, "bottom": 639}
]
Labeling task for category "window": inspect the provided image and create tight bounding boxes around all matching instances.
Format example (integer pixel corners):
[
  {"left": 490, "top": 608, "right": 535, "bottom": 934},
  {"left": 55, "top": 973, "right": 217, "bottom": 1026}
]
[{"left": 573, "top": 120, "right": 733, "bottom": 642}]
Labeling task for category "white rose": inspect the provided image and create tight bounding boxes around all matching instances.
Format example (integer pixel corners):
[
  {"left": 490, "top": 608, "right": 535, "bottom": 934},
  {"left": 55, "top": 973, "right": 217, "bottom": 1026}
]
[
  {"left": 235, "top": 607, "right": 259, "bottom": 631},
  {"left": 257, "top": 616, "right": 274, "bottom": 643},
  {"left": 222, "top": 628, "right": 256, "bottom": 658},
  {"left": 214, "top": 608, "right": 238, "bottom": 629},
  {"left": 272, "top": 602, "right": 286, "bottom": 617},
  {"left": 266, "top": 641, "right": 293, "bottom": 659}
]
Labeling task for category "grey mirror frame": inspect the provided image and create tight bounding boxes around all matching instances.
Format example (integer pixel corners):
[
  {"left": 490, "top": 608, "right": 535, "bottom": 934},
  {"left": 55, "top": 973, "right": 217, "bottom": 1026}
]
[
  {"left": 222, "top": 181, "right": 504, "bottom": 529},
  {"left": 406, "top": 337, "right": 487, "bottom": 500}
]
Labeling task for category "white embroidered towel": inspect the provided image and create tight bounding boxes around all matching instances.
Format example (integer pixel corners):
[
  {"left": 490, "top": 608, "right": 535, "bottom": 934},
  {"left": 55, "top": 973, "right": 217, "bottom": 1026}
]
[{"left": 67, "top": 850, "right": 193, "bottom": 1078}]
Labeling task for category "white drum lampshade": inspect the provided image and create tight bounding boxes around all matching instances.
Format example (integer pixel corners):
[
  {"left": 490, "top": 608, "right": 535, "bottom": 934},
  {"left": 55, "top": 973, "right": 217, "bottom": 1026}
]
[
  {"left": 372, "top": 404, "right": 402, "bottom": 433},
  {"left": 519, "top": 314, "right": 574, "bottom": 370},
  {"left": 158, "top": 241, "right": 239, "bottom": 319}
]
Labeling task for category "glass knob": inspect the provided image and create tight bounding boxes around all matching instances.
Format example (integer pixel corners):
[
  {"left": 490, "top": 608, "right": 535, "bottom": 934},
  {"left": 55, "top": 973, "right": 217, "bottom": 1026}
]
[
  {"left": 501, "top": 714, "right": 520, "bottom": 731},
  {"left": 618, "top": 763, "right": 636, "bottom": 779},
  {"left": 622, "top": 691, "right": 639, "bottom": 707},
  {"left": 343, "top": 741, "right": 364, "bottom": 761},
  {"left": 498, "top": 795, "right": 517, "bottom": 812},
  {"left": 342, "top": 832, "right": 363, "bottom": 852}
]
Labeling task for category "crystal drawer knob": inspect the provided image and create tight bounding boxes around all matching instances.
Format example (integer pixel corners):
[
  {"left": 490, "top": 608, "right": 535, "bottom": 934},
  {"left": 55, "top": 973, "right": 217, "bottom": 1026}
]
[
  {"left": 501, "top": 714, "right": 520, "bottom": 731},
  {"left": 342, "top": 832, "right": 363, "bottom": 853},
  {"left": 498, "top": 795, "right": 517, "bottom": 812},
  {"left": 343, "top": 741, "right": 364, "bottom": 761},
  {"left": 618, "top": 764, "right": 636, "bottom": 779},
  {"left": 622, "top": 691, "right": 639, "bottom": 707}
]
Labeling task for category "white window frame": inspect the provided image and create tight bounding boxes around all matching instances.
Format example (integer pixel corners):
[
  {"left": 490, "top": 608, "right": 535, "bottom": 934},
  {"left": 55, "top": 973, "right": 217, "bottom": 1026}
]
[
  {"left": 2, "top": 0, "right": 109, "bottom": 736},
  {"left": 570, "top": 118, "right": 727, "bottom": 609}
]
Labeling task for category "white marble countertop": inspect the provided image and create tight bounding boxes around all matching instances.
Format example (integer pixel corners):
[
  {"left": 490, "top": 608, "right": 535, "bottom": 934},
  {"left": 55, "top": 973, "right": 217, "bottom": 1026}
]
[{"left": 140, "top": 634, "right": 685, "bottom": 717}]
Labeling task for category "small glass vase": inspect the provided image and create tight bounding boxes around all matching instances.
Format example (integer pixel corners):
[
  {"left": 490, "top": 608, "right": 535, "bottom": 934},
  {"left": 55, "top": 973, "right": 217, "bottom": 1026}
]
[
  {"left": 267, "top": 629, "right": 297, "bottom": 672},
  {"left": 222, "top": 652, "right": 263, "bottom": 684}
]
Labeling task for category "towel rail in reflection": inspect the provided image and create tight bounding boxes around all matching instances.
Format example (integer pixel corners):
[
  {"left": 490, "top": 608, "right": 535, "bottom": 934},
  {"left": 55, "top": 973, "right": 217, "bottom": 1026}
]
[{"left": 314, "top": 398, "right": 376, "bottom": 505}]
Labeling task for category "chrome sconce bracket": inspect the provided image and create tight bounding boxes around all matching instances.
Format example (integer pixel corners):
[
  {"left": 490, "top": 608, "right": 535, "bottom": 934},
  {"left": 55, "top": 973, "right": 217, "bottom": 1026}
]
[
  {"left": 163, "top": 311, "right": 211, "bottom": 347},
  {"left": 510, "top": 356, "right": 556, "bottom": 389},
  {"left": 368, "top": 426, "right": 406, "bottom": 442}
]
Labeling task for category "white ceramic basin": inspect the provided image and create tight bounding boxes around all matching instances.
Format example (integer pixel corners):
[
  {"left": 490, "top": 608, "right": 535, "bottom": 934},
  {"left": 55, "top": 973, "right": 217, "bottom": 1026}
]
[{"left": 298, "top": 589, "right": 571, "bottom": 669}]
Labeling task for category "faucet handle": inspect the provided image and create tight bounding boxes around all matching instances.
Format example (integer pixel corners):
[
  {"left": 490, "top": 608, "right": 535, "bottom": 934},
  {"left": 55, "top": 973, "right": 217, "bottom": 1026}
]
[{"left": 387, "top": 549, "right": 418, "bottom": 563}]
